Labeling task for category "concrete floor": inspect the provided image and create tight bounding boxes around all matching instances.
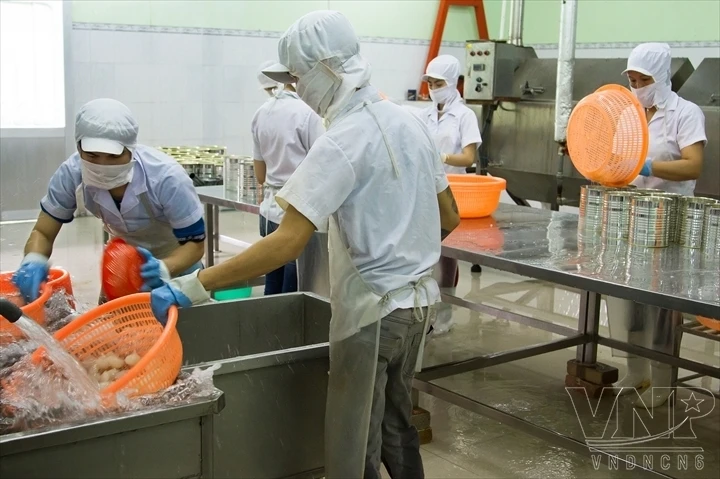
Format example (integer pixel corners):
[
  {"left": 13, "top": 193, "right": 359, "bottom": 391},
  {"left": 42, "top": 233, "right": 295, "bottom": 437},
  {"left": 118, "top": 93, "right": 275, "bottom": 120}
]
[{"left": 1, "top": 209, "right": 718, "bottom": 479}]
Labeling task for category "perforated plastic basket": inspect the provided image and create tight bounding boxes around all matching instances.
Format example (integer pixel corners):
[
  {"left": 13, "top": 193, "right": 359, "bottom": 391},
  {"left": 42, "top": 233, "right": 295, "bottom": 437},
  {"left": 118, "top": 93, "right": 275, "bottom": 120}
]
[
  {"left": 34, "top": 293, "right": 182, "bottom": 398},
  {"left": 0, "top": 272, "right": 52, "bottom": 342},
  {"left": 102, "top": 238, "right": 144, "bottom": 300},
  {"left": 567, "top": 84, "right": 648, "bottom": 187}
]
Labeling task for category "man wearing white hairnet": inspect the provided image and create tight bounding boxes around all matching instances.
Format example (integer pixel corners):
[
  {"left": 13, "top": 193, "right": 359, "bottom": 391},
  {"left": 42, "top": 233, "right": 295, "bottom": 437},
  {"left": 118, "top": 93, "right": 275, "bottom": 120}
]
[
  {"left": 605, "top": 43, "right": 706, "bottom": 408},
  {"left": 12, "top": 99, "right": 206, "bottom": 303},
  {"left": 150, "top": 10, "right": 461, "bottom": 477},
  {"left": 251, "top": 60, "right": 325, "bottom": 295}
]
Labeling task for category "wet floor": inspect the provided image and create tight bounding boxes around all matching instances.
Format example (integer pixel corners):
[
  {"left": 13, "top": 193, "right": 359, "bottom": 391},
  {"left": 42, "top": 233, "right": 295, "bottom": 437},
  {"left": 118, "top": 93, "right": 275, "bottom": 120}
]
[{"left": 1, "top": 209, "right": 718, "bottom": 478}]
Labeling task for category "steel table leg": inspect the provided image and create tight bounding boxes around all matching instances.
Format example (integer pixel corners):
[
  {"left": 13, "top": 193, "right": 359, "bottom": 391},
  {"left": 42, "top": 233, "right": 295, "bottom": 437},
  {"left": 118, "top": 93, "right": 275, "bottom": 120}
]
[
  {"left": 205, "top": 203, "right": 215, "bottom": 267},
  {"left": 213, "top": 205, "right": 220, "bottom": 252},
  {"left": 576, "top": 290, "right": 601, "bottom": 364}
]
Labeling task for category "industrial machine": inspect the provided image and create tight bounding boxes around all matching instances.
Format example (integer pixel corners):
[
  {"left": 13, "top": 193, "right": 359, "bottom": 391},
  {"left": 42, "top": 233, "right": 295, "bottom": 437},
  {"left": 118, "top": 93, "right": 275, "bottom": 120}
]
[
  {"left": 460, "top": 40, "right": 698, "bottom": 207},
  {"left": 677, "top": 58, "right": 720, "bottom": 200}
]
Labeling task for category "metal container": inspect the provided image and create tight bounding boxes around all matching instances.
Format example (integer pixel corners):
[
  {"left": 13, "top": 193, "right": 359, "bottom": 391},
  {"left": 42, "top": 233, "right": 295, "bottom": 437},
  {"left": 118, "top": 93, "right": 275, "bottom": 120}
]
[
  {"left": 702, "top": 203, "right": 720, "bottom": 255},
  {"left": 0, "top": 393, "right": 225, "bottom": 478},
  {"left": 178, "top": 293, "right": 331, "bottom": 479},
  {"left": 628, "top": 195, "right": 673, "bottom": 248},
  {"left": 223, "top": 155, "right": 241, "bottom": 192},
  {"left": 178, "top": 158, "right": 202, "bottom": 176},
  {"left": 601, "top": 190, "right": 639, "bottom": 241},
  {"left": 579, "top": 185, "right": 616, "bottom": 230},
  {"left": 679, "top": 197, "right": 718, "bottom": 248},
  {"left": 239, "top": 158, "right": 258, "bottom": 201},
  {"left": 198, "top": 145, "right": 226, "bottom": 155},
  {"left": 646, "top": 192, "right": 682, "bottom": 243}
]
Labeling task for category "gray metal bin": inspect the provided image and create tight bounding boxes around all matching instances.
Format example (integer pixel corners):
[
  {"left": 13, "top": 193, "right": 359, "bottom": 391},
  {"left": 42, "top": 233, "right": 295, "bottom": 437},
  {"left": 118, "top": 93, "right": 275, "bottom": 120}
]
[
  {"left": 177, "top": 293, "right": 331, "bottom": 479},
  {"left": 0, "top": 393, "right": 225, "bottom": 479}
]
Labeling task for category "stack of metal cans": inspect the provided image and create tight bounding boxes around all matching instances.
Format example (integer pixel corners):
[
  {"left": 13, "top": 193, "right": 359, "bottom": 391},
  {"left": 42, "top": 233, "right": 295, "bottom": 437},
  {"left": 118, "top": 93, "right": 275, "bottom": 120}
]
[
  {"left": 601, "top": 190, "right": 639, "bottom": 241},
  {"left": 678, "top": 197, "right": 718, "bottom": 249},
  {"left": 703, "top": 203, "right": 720, "bottom": 255},
  {"left": 628, "top": 195, "right": 673, "bottom": 248},
  {"left": 579, "top": 185, "right": 616, "bottom": 230}
]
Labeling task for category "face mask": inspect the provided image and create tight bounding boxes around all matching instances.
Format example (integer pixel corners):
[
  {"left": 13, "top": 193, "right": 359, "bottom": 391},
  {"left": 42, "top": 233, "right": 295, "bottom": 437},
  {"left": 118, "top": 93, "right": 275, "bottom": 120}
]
[
  {"left": 297, "top": 61, "right": 342, "bottom": 117},
  {"left": 631, "top": 83, "right": 658, "bottom": 109},
  {"left": 81, "top": 159, "right": 134, "bottom": 189},
  {"left": 429, "top": 85, "right": 456, "bottom": 107}
]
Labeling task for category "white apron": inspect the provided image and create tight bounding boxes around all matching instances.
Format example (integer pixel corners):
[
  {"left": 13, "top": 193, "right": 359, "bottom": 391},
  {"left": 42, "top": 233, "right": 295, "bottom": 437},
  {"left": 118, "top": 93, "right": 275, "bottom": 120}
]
[
  {"left": 259, "top": 183, "right": 285, "bottom": 226},
  {"left": 324, "top": 97, "right": 435, "bottom": 477}
]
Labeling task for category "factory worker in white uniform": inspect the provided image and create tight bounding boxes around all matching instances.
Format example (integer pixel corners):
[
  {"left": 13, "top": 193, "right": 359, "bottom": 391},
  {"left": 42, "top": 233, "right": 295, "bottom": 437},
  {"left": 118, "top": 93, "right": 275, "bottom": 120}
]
[
  {"left": 148, "top": 10, "right": 460, "bottom": 477},
  {"left": 420, "top": 55, "right": 483, "bottom": 336},
  {"left": 252, "top": 60, "right": 325, "bottom": 295},
  {"left": 12, "top": 99, "right": 206, "bottom": 303},
  {"left": 606, "top": 43, "right": 706, "bottom": 408}
]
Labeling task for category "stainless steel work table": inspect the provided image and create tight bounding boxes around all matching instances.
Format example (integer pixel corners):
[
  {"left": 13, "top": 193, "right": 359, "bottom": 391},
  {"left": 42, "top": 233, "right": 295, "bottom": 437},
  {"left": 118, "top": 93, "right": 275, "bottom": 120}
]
[
  {"left": 416, "top": 203, "right": 720, "bottom": 477},
  {"left": 196, "top": 185, "right": 260, "bottom": 268}
]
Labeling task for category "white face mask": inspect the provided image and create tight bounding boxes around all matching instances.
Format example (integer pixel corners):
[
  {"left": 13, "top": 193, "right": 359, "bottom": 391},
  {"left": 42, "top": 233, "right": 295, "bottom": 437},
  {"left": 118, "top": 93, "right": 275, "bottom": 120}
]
[
  {"left": 81, "top": 159, "right": 134, "bottom": 189},
  {"left": 631, "top": 83, "right": 658, "bottom": 109},
  {"left": 429, "top": 85, "right": 456, "bottom": 107},
  {"left": 296, "top": 61, "right": 342, "bottom": 117}
]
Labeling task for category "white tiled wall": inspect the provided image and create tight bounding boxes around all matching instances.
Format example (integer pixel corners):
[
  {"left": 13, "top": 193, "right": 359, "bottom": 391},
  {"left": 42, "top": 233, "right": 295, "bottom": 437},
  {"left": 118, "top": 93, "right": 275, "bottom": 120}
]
[
  {"left": 72, "top": 26, "right": 719, "bottom": 158},
  {"left": 72, "top": 27, "right": 467, "bottom": 156}
]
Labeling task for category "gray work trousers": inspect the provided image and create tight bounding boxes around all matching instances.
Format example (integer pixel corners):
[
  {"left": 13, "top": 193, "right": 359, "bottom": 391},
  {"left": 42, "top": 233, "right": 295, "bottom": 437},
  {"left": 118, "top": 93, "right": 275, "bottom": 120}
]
[{"left": 364, "top": 308, "right": 427, "bottom": 479}]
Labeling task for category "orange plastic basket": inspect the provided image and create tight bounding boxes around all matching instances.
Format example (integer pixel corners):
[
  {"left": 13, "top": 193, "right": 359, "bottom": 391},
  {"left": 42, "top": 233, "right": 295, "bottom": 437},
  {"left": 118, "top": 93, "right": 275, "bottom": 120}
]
[
  {"left": 0, "top": 272, "right": 52, "bottom": 342},
  {"left": 697, "top": 316, "right": 720, "bottom": 332},
  {"left": 447, "top": 175, "right": 506, "bottom": 218},
  {"left": 567, "top": 84, "right": 648, "bottom": 187},
  {"left": 48, "top": 268, "right": 74, "bottom": 297},
  {"left": 102, "top": 238, "right": 144, "bottom": 300},
  {"left": 33, "top": 293, "right": 182, "bottom": 398}
]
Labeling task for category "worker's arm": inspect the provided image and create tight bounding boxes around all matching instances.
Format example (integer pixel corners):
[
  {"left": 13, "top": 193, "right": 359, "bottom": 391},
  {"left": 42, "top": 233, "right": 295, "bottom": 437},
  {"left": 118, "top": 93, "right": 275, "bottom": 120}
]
[
  {"left": 444, "top": 144, "right": 477, "bottom": 168},
  {"left": 24, "top": 211, "right": 63, "bottom": 257},
  {"left": 649, "top": 142, "right": 704, "bottom": 181},
  {"left": 162, "top": 241, "right": 205, "bottom": 277},
  {"left": 253, "top": 159, "right": 267, "bottom": 185},
  {"left": 197, "top": 205, "right": 315, "bottom": 291},
  {"left": 438, "top": 186, "right": 461, "bottom": 240}
]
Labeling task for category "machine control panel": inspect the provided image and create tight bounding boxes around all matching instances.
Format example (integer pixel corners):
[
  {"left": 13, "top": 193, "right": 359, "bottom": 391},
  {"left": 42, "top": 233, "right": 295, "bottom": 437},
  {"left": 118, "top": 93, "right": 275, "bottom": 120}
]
[{"left": 464, "top": 41, "right": 537, "bottom": 102}]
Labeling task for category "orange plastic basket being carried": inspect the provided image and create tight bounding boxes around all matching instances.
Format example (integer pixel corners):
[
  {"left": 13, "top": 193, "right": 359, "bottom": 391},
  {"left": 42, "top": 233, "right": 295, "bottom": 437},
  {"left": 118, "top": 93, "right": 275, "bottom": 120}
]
[
  {"left": 447, "top": 174, "right": 506, "bottom": 219},
  {"left": 102, "top": 238, "right": 145, "bottom": 300},
  {"left": 0, "top": 273, "right": 52, "bottom": 342},
  {"left": 567, "top": 84, "right": 649, "bottom": 187},
  {"left": 34, "top": 293, "right": 182, "bottom": 398}
]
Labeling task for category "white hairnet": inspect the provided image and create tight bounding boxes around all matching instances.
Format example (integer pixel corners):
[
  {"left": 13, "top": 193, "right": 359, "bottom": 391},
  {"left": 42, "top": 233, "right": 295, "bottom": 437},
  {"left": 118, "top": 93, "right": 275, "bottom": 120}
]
[
  {"left": 258, "top": 60, "right": 280, "bottom": 90},
  {"left": 623, "top": 43, "right": 673, "bottom": 108},
  {"left": 422, "top": 55, "right": 461, "bottom": 89},
  {"left": 262, "top": 11, "right": 371, "bottom": 121},
  {"left": 75, "top": 98, "right": 138, "bottom": 154}
]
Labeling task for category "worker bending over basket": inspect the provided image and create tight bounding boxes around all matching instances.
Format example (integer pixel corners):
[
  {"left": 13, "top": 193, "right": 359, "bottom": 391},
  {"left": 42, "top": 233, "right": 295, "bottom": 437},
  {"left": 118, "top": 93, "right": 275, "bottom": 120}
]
[
  {"left": 252, "top": 60, "right": 324, "bottom": 295},
  {"left": 606, "top": 43, "right": 706, "bottom": 408},
  {"left": 148, "top": 10, "right": 460, "bottom": 478},
  {"left": 13, "top": 99, "right": 206, "bottom": 303},
  {"left": 420, "top": 55, "right": 483, "bottom": 337}
]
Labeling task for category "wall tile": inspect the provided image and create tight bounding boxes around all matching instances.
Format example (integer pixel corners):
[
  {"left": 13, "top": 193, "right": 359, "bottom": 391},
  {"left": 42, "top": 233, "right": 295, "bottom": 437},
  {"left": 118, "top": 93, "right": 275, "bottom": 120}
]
[
  {"left": 114, "top": 64, "right": 155, "bottom": 103},
  {"left": 221, "top": 103, "right": 244, "bottom": 138},
  {"left": 114, "top": 31, "right": 154, "bottom": 65},
  {"left": 202, "top": 66, "right": 223, "bottom": 102},
  {"left": 89, "top": 31, "right": 118, "bottom": 64},
  {"left": 124, "top": 102, "right": 155, "bottom": 142},
  {"left": 152, "top": 32, "right": 202, "bottom": 66},
  {"left": 182, "top": 102, "right": 204, "bottom": 141},
  {"left": 221, "top": 66, "right": 246, "bottom": 103},
  {"left": 202, "top": 35, "right": 224, "bottom": 66},
  {"left": 73, "top": 63, "right": 94, "bottom": 105},
  {"left": 202, "top": 102, "right": 224, "bottom": 139},
  {"left": 91, "top": 63, "right": 116, "bottom": 99},
  {"left": 221, "top": 36, "right": 245, "bottom": 66},
  {"left": 152, "top": 103, "right": 184, "bottom": 142},
  {"left": 72, "top": 30, "right": 91, "bottom": 63}
]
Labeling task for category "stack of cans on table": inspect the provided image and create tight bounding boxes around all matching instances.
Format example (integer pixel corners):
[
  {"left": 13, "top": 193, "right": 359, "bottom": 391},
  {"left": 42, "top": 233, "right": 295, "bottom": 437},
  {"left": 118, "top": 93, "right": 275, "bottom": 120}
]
[
  {"left": 628, "top": 195, "right": 674, "bottom": 248},
  {"left": 579, "top": 183, "right": 720, "bottom": 252},
  {"left": 678, "top": 197, "right": 720, "bottom": 250},
  {"left": 157, "top": 145, "right": 229, "bottom": 186}
]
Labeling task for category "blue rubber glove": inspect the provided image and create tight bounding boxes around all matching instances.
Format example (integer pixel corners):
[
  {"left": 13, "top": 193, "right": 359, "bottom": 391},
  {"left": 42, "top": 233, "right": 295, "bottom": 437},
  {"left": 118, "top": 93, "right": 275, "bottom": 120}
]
[
  {"left": 150, "top": 271, "right": 211, "bottom": 325},
  {"left": 137, "top": 247, "right": 171, "bottom": 291},
  {"left": 639, "top": 158, "right": 653, "bottom": 177},
  {"left": 12, "top": 253, "right": 49, "bottom": 302}
]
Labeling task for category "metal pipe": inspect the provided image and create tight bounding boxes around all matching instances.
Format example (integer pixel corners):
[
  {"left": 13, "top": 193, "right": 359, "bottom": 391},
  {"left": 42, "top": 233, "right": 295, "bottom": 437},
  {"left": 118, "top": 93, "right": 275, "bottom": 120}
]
[
  {"left": 499, "top": 0, "right": 508, "bottom": 40},
  {"left": 509, "top": 0, "right": 525, "bottom": 45},
  {"left": 507, "top": 0, "right": 515, "bottom": 43},
  {"left": 553, "top": 0, "right": 578, "bottom": 142}
]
